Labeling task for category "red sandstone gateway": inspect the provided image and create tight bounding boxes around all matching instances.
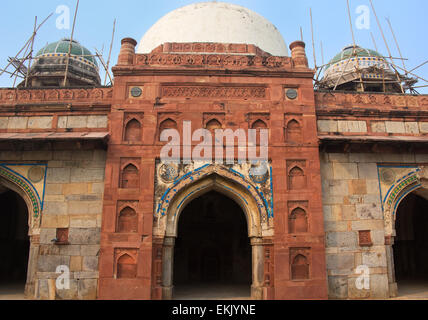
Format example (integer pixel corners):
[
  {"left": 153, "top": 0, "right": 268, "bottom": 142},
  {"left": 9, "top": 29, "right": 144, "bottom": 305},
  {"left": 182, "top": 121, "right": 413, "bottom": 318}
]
[{"left": 0, "top": 2, "right": 427, "bottom": 301}]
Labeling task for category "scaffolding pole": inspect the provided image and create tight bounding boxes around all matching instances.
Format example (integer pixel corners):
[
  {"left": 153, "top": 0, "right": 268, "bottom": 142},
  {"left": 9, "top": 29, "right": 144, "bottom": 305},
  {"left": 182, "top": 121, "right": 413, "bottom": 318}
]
[{"left": 63, "top": 0, "right": 80, "bottom": 87}]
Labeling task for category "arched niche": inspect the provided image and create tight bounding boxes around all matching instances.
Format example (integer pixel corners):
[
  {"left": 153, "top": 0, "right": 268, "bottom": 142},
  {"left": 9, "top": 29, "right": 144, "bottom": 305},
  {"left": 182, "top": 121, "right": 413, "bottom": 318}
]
[
  {"left": 288, "top": 166, "right": 307, "bottom": 190},
  {"left": 124, "top": 118, "right": 142, "bottom": 143},
  {"left": 117, "top": 206, "right": 138, "bottom": 233},
  {"left": 116, "top": 253, "right": 137, "bottom": 279},
  {"left": 289, "top": 207, "right": 308, "bottom": 233},
  {"left": 120, "top": 163, "right": 140, "bottom": 189},
  {"left": 286, "top": 119, "right": 302, "bottom": 143}
]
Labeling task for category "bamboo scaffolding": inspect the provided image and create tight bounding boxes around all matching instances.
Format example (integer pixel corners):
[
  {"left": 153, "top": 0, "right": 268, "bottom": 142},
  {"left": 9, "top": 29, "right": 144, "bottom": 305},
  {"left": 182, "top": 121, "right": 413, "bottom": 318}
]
[
  {"left": 369, "top": 0, "right": 404, "bottom": 93},
  {"left": 25, "top": 16, "right": 37, "bottom": 87},
  {"left": 386, "top": 17, "right": 407, "bottom": 76},
  {"left": 63, "top": 0, "right": 80, "bottom": 87},
  {"left": 104, "top": 19, "right": 116, "bottom": 86},
  {"left": 0, "top": 13, "right": 52, "bottom": 79},
  {"left": 310, "top": 8, "right": 317, "bottom": 69},
  {"left": 346, "top": 0, "right": 364, "bottom": 92}
]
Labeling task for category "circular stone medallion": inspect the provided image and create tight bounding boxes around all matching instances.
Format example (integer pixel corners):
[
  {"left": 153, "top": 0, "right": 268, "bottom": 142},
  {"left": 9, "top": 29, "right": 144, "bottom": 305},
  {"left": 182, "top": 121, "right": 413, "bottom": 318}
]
[
  {"left": 28, "top": 166, "right": 45, "bottom": 183},
  {"left": 249, "top": 162, "right": 269, "bottom": 184},
  {"left": 286, "top": 89, "right": 298, "bottom": 100},
  {"left": 130, "top": 87, "right": 143, "bottom": 98},
  {"left": 159, "top": 164, "right": 179, "bottom": 183},
  {"left": 380, "top": 168, "right": 396, "bottom": 185}
]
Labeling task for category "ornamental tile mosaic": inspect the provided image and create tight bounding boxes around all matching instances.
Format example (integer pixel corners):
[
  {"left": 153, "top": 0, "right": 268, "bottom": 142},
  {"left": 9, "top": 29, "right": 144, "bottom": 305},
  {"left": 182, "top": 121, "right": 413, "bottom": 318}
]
[{"left": 0, "top": 164, "right": 47, "bottom": 218}]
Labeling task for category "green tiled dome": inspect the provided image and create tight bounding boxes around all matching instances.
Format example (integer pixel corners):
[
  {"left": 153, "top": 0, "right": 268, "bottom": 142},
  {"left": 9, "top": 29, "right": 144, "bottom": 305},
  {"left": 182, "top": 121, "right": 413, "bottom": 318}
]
[
  {"left": 36, "top": 39, "right": 98, "bottom": 67},
  {"left": 326, "top": 45, "right": 383, "bottom": 69}
]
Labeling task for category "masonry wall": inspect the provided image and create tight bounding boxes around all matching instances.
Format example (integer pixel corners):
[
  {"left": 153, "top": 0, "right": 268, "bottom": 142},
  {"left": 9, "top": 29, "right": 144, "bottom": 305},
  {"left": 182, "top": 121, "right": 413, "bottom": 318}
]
[
  {"left": 320, "top": 151, "right": 428, "bottom": 299},
  {"left": 0, "top": 148, "right": 106, "bottom": 300}
]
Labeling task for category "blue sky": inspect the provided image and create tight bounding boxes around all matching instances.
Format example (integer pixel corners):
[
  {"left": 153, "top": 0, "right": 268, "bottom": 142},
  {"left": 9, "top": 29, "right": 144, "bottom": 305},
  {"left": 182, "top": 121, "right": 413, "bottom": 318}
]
[{"left": 0, "top": 0, "right": 427, "bottom": 93}]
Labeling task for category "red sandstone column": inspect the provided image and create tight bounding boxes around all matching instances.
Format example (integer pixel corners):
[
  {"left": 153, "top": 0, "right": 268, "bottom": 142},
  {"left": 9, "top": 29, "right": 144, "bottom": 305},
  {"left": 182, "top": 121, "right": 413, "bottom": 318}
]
[
  {"left": 118, "top": 38, "right": 137, "bottom": 65},
  {"left": 289, "top": 41, "right": 309, "bottom": 68}
]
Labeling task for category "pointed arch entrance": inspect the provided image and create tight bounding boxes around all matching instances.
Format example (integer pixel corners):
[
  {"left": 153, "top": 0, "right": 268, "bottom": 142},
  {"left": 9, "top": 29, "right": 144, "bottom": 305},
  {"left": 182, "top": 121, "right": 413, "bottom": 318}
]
[
  {"left": 0, "top": 168, "right": 43, "bottom": 299},
  {"left": 154, "top": 165, "right": 270, "bottom": 300},
  {"left": 173, "top": 191, "right": 252, "bottom": 299},
  {"left": 383, "top": 167, "right": 428, "bottom": 298}
]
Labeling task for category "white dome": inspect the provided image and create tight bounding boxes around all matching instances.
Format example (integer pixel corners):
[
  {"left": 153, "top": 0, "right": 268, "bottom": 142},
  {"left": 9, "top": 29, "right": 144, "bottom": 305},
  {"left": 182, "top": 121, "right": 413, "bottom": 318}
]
[{"left": 137, "top": 2, "right": 288, "bottom": 56}]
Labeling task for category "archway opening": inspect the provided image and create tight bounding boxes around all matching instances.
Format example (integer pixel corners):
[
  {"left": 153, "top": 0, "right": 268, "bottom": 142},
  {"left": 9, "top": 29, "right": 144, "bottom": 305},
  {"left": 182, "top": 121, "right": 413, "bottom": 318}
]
[
  {"left": 173, "top": 191, "right": 252, "bottom": 300},
  {"left": 0, "top": 187, "right": 30, "bottom": 299},
  {"left": 393, "top": 192, "right": 428, "bottom": 298}
]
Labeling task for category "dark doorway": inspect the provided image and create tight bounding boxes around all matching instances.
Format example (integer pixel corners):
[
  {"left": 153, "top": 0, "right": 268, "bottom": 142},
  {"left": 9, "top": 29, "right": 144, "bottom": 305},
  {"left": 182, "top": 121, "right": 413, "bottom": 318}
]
[
  {"left": 173, "top": 191, "right": 251, "bottom": 299},
  {"left": 393, "top": 192, "right": 428, "bottom": 297},
  {"left": 0, "top": 188, "right": 30, "bottom": 297}
]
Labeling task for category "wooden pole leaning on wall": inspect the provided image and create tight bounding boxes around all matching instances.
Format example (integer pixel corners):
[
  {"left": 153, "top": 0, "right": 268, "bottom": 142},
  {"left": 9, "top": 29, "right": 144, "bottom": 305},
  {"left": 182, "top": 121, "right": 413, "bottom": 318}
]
[
  {"left": 63, "top": 0, "right": 80, "bottom": 87},
  {"left": 386, "top": 17, "right": 408, "bottom": 76},
  {"left": 104, "top": 19, "right": 116, "bottom": 86},
  {"left": 309, "top": 8, "right": 317, "bottom": 69},
  {"left": 25, "top": 16, "right": 38, "bottom": 87},
  {"left": 346, "top": 0, "right": 364, "bottom": 92},
  {"left": 369, "top": 0, "right": 405, "bottom": 93},
  {"left": 0, "top": 13, "right": 52, "bottom": 79}
]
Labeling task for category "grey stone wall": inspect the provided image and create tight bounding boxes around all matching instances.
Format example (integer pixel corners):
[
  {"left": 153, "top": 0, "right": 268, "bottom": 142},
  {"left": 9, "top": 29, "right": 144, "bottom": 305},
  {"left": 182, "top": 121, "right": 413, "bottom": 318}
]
[
  {"left": 320, "top": 151, "right": 427, "bottom": 299},
  {"left": 0, "top": 149, "right": 106, "bottom": 300}
]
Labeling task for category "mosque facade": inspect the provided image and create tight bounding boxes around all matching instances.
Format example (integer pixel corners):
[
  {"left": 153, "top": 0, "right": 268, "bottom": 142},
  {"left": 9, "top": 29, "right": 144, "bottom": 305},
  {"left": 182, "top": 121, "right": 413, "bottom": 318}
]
[{"left": 0, "top": 2, "right": 427, "bottom": 300}]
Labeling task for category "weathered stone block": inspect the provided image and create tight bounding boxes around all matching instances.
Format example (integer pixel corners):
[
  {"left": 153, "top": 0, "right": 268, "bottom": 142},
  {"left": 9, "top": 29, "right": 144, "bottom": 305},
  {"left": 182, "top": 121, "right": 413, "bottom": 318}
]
[
  {"left": 59, "top": 245, "right": 81, "bottom": 256},
  {"left": 338, "top": 121, "right": 367, "bottom": 133},
  {"left": 87, "top": 115, "right": 108, "bottom": 128},
  {"left": 385, "top": 121, "right": 405, "bottom": 134},
  {"left": 0, "top": 117, "right": 8, "bottom": 129},
  {"left": 70, "top": 256, "right": 82, "bottom": 272},
  {"left": 371, "top": 121, "right": 386, "bottom": 133},
  {"left": 80, "top": 245, "right": 100, "bottom": 256},
  {"left": 70, "top": 216, "right": 97, "bottom": 228},
  {"left": 348, "top": 277, "right": 370, "bottom": 299},
  {"left": 371, "top": 230, "right": 385, "bottom": 246},
  {"left": 356, "top": 203, "right": 382, "bottom": 220},
  {"left": 43, "top": 201, "right": 67, "bottom": 215},
  {"left": 362, "top": 251, "right": 387, "bottom": 268},
  {"left": 56, "top": 279, "right": 78, "bottom": 300},
  {"left": 351, "top": 220, "right": 384, "bottom": 231},
  {"left": 82, "top": 256, "right": 99, "bottom": 271},
  {"left": 328, "top": 153, "right": 349, "bottom": 163},
  {"left": 47, "top": 168, "right": 71, "bottom": 183},
  {"left": 419, "top": 122, "right": 428, "bottom": 133},
  {"left": 28, "top": 116, "right": 53, "bottom": 129},
  {"left": 70, "top": 168, "right": 105, "bottom": 183},
  {"left": 341, "top": 205, "right": 356, "bottom": 220},
  {"left": 358, "top": 163, "right": 378, "bottom": 179},
  {"left": 68, "top": 228, "right": 100, "bottom": 245},
  {"left": 326, "top": 232, "right": 358, "bottom": 248},
  {"left": 37, "top": 279, "right": 49, "bottom": 300},
  {"left": 8, "top": 116, "right": 28, "bottom": 129},
  {"left": 369, "top": 274, "right": 389, "bottom": 299},
  {"left": 37, "top": 255, "right": 70, "bottom": 272},
  {"left": 329, "top": 180, "right": 349, "bottom": 196},
  {"left": 326, "top": 253, "right": 355, "bottom": 269},
  {"left": 348, "top": 180, "right": 367, "bottom": 195},
  {"left": 333, "top": 163, "right": 358, "bottom": 179},
  {"left": 324, "top": 221, "right": 348, "bottom": 232},
  {"left": 317, "top": 120, "right": 338, "bottom": 132},
  {"left": 328, "top": 276, "right": 348, "bottom": 299},
  {"left": 40, "top": 228, "right": 57, "bottom": 244},
  {"left": 66, "top": 116, "right": 88, "bottom": 129},
  {"left": 78, "top": 279, "right": 97, "bottom": 300},
  {"left": 405, "top": 122, "right": 419, "bottom": 134}
]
